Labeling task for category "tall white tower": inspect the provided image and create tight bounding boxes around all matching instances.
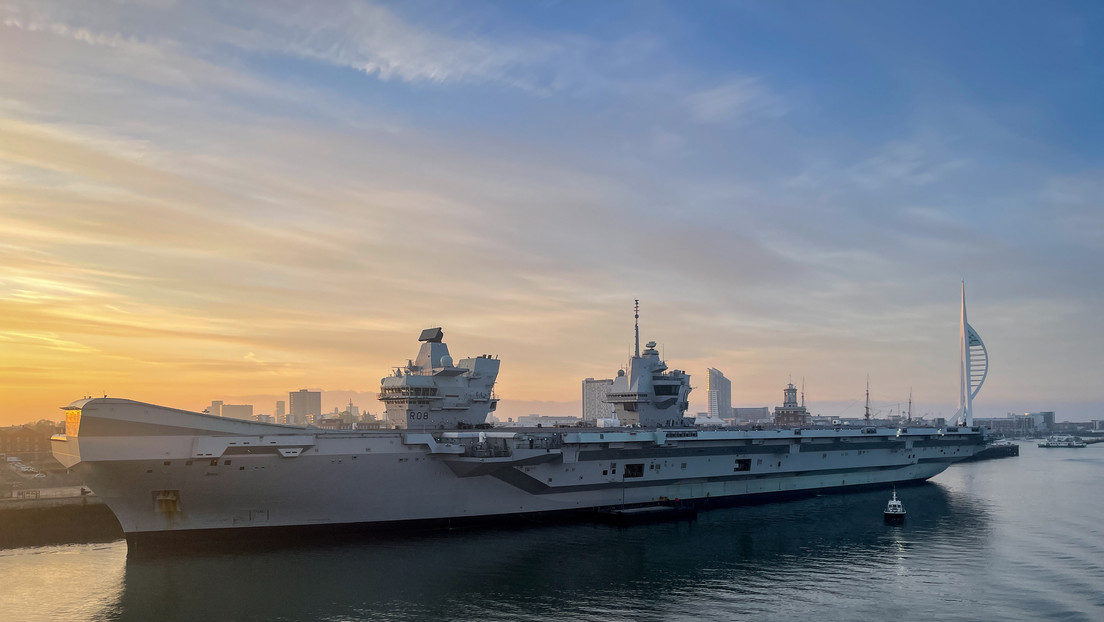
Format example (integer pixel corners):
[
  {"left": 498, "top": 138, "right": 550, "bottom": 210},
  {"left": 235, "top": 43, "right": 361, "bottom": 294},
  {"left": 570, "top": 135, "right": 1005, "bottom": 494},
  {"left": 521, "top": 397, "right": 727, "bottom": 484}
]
[{"left": 957, "top": 282, "right": 988, "bottom": 426}]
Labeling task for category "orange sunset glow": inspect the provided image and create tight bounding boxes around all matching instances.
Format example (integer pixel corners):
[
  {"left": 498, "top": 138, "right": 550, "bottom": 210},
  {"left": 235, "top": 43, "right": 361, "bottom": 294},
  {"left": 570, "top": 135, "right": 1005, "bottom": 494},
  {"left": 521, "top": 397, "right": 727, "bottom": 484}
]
[{"left": 2, "top": 1, "right": 1102, "bottom": 427}]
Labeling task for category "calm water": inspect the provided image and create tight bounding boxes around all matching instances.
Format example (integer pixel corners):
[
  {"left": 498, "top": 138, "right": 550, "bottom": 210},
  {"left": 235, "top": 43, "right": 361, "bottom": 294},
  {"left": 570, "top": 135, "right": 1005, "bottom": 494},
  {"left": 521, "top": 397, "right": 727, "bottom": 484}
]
[{"left": 2, "top": 444, "right": 1103, "bottom": 622}]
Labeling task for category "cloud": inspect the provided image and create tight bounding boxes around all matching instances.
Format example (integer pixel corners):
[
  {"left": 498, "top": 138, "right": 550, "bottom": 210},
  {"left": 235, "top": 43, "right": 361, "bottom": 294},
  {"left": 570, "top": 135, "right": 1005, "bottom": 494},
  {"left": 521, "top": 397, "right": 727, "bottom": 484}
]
[
  {"left": 273, "top": 2, "right": 521, "bottom": 85},
  {"left": 685, "top": 77, "right": 788, "bottom": 126},
  {"left": 1, "top": 0, "right": 606, "bottom": 95},
  {"left": 1043, "top": 173, "right": 1104, "bottom": 251},
  {"left": 848, "top": 139, "right": 967, "bottom": 189},
  {"left": 0, "top": 331, "right": 98, "bottom": 354}
]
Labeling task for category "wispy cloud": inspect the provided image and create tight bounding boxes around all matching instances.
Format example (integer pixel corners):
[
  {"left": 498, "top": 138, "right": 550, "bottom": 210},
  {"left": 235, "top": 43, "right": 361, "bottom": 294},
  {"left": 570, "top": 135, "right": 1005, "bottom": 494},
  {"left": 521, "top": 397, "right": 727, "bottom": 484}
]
[
  {"left": 0, "top": 331, "right": 98, "bottom": 354},
  {"left": 685, "top": 76, "right": 788, "bottom": 126},
  {"left": 1043, "top": 173, "right": 1104, "bottom": 251},
  {"left": 271, "top": 2, "right": 523, "bottom": 85},
  {"left": 1, "top": 0, "right": 610, "bottom": 95},
  {"left": 848, "top": 139, "right": 967, "bottom": 189}
]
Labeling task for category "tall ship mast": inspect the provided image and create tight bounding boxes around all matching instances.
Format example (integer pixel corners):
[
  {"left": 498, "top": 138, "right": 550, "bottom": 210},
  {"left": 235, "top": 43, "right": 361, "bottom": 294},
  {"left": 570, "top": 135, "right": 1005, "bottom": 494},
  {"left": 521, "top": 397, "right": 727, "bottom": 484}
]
[{"left": 864, "top": 376, "right": 872, "bottom": 423}]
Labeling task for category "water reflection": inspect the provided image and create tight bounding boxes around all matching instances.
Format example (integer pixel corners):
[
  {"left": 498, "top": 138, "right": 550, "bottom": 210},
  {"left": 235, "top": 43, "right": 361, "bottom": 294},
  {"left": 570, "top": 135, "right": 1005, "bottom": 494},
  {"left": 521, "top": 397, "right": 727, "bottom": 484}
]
[
  {"left": 0, "top": 542, "right": 126, "bottom": 622},
  {"left": 0, "top": 504, "right": 121, "bottom": 549},
  {"left": 101, "top": 483, "right": 991, "bottom": 622}
]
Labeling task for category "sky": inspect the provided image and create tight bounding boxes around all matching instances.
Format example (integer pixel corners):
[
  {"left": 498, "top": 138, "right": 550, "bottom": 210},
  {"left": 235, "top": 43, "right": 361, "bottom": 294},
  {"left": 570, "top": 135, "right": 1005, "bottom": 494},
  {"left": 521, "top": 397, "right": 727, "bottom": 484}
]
[{"left": 1, "top": 0, "right": 1102, "bottom": 426}]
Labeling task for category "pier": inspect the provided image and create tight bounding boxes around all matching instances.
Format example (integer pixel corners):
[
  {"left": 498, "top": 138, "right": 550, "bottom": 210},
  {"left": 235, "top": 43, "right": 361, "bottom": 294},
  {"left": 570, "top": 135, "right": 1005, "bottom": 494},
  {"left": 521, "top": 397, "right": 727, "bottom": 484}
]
[{"left": 0, "top": 486, "right": 122, "bottom": 548}]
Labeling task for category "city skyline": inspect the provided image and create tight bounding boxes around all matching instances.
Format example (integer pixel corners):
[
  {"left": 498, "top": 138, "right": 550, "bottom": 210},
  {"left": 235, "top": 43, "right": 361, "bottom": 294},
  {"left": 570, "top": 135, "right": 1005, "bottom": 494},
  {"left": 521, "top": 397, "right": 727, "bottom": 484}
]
[{"left": 2, "top": 1, "right": 1103, "bottom": 425}]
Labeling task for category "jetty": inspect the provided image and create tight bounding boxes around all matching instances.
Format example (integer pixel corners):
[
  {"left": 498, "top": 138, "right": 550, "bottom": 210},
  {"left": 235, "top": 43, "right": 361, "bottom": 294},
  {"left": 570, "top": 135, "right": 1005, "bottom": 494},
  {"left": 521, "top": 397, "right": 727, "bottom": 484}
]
[{"left": 0, "top": 485, "right": 122, "bottom": 548}]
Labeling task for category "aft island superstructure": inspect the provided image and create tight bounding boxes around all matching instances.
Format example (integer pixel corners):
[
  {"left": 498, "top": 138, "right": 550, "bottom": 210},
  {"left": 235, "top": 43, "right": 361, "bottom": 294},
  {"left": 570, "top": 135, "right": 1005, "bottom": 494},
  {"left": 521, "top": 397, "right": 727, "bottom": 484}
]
[
  {"left": 605, "top": 302, "right": 692, "bottom": 428},
  {"left": 51, "top": 299, "right": 987, "bottom": 551}
]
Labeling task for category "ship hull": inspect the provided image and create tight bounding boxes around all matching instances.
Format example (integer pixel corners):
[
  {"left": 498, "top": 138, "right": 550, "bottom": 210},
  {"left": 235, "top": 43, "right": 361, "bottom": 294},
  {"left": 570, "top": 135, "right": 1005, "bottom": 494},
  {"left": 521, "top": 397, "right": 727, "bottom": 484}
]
[{"left": 54, "top": 398, "right": 986, "bottom": 552}]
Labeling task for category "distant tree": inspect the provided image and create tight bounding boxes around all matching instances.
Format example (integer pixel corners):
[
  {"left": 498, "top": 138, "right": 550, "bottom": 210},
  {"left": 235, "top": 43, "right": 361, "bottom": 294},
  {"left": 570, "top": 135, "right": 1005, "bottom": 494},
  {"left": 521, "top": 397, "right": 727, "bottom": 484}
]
[{"left": 28, "top": 420, "right": 60, "bottom": 436}]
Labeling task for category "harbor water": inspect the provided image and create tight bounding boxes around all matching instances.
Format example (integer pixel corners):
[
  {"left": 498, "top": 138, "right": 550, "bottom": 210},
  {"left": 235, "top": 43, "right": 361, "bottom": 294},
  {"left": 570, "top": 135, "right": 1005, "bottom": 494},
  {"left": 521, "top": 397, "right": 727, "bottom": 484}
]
[{"left": 1, "top": 443, "right": 1101, "bottom": 622}]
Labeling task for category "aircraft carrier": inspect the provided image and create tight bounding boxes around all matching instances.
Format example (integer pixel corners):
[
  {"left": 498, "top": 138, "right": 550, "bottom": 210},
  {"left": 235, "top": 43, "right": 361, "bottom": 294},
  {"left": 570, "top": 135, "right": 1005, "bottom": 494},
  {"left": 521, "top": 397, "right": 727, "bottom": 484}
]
[{"left": 51, "top": 295, "right": 988, "bottom": 552}]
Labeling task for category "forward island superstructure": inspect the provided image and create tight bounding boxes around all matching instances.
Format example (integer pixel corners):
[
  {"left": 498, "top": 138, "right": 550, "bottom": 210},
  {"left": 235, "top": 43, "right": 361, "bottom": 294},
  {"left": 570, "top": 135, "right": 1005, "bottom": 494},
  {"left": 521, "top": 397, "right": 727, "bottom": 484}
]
[
  {"left": 52, "top": 298, "right": 987, "bottom": 551},
  {"left": 379, "top": 327, "right": 499, "bottom": 429}
]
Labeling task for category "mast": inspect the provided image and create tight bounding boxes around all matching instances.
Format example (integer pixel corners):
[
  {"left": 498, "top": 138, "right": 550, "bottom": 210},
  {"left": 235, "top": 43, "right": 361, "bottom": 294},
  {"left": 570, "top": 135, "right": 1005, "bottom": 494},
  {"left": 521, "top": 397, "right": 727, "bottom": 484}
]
[
  {"left": 864, "top": 376, "right": 871, "bottom": 423},
  {"left": 634, "top": 299, "right": 640, "bottom": 358},
  {"left": 907, "top": 389, "right": 912, "bottom": 424}
]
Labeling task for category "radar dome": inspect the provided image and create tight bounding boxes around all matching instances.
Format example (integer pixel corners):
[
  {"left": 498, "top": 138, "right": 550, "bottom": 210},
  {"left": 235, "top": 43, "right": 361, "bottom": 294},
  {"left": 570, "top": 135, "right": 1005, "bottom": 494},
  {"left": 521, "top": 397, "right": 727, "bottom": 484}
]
[
  {"left": 617, "top": 369, "right": 625, "bottom": 377},
  {"left": 440, "top": 355, "right": 454, "bottom": 368}
]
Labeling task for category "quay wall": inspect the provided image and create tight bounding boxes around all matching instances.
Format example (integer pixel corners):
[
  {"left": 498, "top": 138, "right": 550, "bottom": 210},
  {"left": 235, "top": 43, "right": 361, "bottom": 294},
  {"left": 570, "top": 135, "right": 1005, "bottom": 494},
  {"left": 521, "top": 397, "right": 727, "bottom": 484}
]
[{"left": 0, "top": 493, "right": 122, "bottom": 548}]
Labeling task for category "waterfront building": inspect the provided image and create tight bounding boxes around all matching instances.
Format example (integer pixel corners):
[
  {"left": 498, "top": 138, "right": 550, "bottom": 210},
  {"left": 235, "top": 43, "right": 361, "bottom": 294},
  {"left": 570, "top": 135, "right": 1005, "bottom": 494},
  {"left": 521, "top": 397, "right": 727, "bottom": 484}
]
[
  {"left": 275, "top": 401, "right": 285, "bottom": 422},
  {"left": 773, "top": 383, "right": 809, "bottom": 426},
  {"left": 694, "top": 411, "right": 725, "bottom": 427},
  {"left": 512, "top": 414, "right": 581, "bottom": 427},
  {"left": 976, "top": 413, "right": 1050, "bottom": 436},
  {"left": 582, "top": 378, "right": 614, "bottom": 423},
  {"left": 207, "top": 400, "right": 222, "bottom": 417},
  {"left": 706, "top": 368, "right": 732, "bottom": 422},
  {"left": 0, "top": 426, "right": 51, "bottom": 461},
  {"left": 974, "top": 417, "right": 1021, "bottom": 435},
  {"left": 733, "top": 407, "right": 770, "bottom": 423},
  {"left": 1025, "top": 411, "right": 1055, "bottom": 431},
  {"left": 220, "top": 404, "right": 253, "bottom": 420},
  {"left": 289, "top": 389, "right": 322, "bottom": 425}
]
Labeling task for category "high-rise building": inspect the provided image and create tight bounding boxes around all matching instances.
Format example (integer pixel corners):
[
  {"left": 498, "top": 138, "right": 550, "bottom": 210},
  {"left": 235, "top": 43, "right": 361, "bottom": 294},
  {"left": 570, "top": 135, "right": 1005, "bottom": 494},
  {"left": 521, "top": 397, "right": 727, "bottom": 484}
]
[
  {"left": 221, "top": 404, "right": 253, "bottom": 420},
  {"left": 275, "top": 400, "right": 286, "bottom": 422},
  {"left": 289, "top": 389, "right": 321, "bottom": 425},
  {"left": 706, "top": 368, "right": 731, "bottom": 422},
  {"left": 1025, "top": 411, "right": 1055, "bottom": 431},
  {"left": 582, "top": 378, "right": 614, "bottom": 422}
]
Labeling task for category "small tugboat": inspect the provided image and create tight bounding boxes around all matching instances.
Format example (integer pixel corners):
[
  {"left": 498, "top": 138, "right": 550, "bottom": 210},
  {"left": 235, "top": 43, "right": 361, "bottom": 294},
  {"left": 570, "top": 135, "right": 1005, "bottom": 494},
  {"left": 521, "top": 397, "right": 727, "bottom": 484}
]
[{"left": 884, "top": 489, "right": 906, "bottom": 524}]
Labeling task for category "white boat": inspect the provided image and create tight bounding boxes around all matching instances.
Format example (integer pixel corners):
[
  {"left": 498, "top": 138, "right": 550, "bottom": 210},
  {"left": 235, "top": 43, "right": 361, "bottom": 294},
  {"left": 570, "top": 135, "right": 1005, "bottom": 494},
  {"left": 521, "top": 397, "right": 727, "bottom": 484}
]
[
  {"left": 883, "top": 489, "right": 906, "bottom": 523},
  {"left": 1037, "top": 435, "right": 1086, "bottom": 448},
  {"left": 51, "top": 300, "right": 988, "bottom": 552}
]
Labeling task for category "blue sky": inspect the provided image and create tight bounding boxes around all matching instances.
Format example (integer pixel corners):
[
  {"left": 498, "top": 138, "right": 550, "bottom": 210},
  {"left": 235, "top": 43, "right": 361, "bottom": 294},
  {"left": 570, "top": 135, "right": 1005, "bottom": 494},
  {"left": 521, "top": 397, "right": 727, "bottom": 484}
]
[{"left": 1, "top": 0, "right": 1102, "bottom": 423}]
